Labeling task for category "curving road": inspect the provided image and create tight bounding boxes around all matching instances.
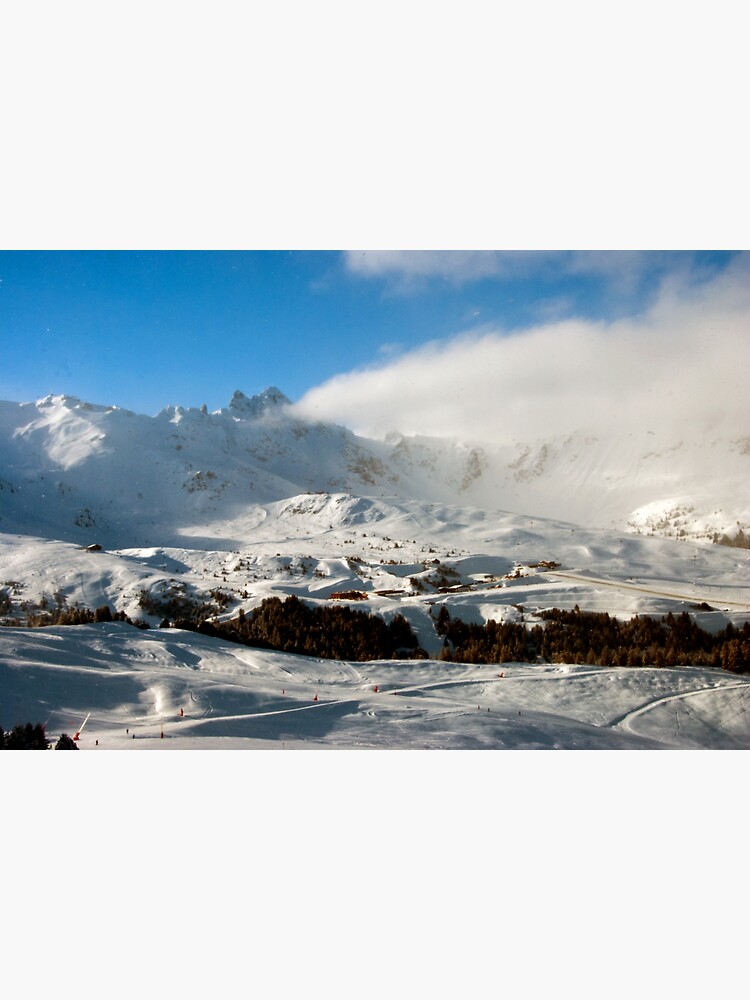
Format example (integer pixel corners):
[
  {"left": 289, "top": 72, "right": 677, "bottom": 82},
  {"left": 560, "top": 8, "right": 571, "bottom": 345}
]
[{"left": 549, "top": 570, "right": 750, "bottom": 609}]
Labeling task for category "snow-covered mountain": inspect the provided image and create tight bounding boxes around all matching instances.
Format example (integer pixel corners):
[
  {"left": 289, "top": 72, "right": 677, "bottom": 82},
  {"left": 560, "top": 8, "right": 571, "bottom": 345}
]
[
  {"left": 2, "top": 388, "right": 748, "bottom": 750},
  {"left": 1, "top": 388, "right": 747, "bottom": 548}
]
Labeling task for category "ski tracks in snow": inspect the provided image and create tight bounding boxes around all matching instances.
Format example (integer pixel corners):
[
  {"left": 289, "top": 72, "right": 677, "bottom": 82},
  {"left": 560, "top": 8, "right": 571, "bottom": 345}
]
[{"left": 606, "top": 680, "right": 750, "bottom": 736}]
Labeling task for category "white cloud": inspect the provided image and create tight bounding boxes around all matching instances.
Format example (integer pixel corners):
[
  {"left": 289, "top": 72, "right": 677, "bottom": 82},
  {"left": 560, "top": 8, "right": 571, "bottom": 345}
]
[
  {"left": 344, "top": 250, "right": 660, "bottom": 289},
  {"left": 343, "top": 250, "right": 560, "bottom": 287},
  {"left": 342, "top": 250, "right": 713, "bottom": 296},
  {"left": 294, "top": 255, "right": 750, "bottom": 444}
]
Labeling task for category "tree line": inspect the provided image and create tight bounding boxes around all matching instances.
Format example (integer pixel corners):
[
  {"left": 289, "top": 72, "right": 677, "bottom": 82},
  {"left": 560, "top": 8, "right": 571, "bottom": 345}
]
[
  {"left": 0, "top": 723, "right": 78, "bottom": 749},
  {"left": 714, "top": 527, "right": 750, "bottom": 549},
  {"left": 23, "top": 604, "right": 138, "bottom": 628},
  {"left": 4, "top": 587, "right": 748, "bottom": 673},
  {"left": 175, "top": 595, "right": 428, "bottom": 661},
  {"left": 435, "top": 605, "right": 750, "bottom": 673}
]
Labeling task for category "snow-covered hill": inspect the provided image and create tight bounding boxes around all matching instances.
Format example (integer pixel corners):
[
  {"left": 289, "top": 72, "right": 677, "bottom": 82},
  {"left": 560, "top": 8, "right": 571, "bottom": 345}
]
[
  {"left": 1, "top": 389, "right": 748, "bottom": 547},
  {"left": 0, "top": 389, "right": 386, "bottom": 547},
  {"left": 3, "top": 621, "right": 749, "bottom": 749},
  {"left": 1, "top": 388, "right": 748, "bottom": 749}
]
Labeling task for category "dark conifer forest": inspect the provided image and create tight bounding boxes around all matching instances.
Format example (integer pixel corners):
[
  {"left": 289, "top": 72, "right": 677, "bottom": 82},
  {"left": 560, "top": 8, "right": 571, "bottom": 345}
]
[
  {"left": 179, "top": 595, "right": 428, "bottom": 661},
  {"left": 4, "top": 593, "right": 748, "bottom": 674},
  {"left": 435, "top": 606, "right": 750, "bottom": 673},
  {"left": 1, "top": 722, "right": 50, "bottom": 749},
  {"left": 174, "top": 597, "right": 749, "bottom": 673}
]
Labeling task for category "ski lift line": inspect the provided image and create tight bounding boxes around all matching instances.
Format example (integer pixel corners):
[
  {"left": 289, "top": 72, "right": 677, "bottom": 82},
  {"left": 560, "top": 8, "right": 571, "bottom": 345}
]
[{"left": 121, "top": 704, "right": 147, "bottom": 721}]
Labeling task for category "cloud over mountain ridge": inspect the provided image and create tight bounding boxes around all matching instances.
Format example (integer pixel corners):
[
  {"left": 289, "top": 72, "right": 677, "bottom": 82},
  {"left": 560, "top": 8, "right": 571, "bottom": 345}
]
[{"left": 1, "top": 381, "right": 747, "bottom": 550}]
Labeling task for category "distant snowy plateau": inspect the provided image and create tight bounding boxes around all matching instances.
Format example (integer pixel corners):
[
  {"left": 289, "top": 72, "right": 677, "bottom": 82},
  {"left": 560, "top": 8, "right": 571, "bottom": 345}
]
[{"left": 1, "top": 389, "right": 748, "bottom": 749}]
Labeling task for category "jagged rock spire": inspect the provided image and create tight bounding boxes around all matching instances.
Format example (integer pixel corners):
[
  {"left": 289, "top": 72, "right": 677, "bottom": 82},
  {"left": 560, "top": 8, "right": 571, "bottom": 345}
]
[{"left": 229, "top": 387, "right": 291, "bottom": 417}]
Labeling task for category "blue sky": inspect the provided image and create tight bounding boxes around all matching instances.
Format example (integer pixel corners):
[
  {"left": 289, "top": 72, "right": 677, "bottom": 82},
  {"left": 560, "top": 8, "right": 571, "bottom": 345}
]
[{"left": 0, "top": 250, "right": 740, "bottom": 423}]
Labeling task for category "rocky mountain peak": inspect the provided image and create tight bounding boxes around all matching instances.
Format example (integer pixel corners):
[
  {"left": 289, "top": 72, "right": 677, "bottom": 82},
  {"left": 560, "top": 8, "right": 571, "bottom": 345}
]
[{"left": 228, "top": 387, "right": 291, "bottom": 417}]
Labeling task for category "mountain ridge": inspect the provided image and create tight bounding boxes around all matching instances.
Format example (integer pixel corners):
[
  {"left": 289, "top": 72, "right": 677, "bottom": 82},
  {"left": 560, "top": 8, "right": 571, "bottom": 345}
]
[{"left": 1, "top": 387, "right": 746, "bottom": 548}]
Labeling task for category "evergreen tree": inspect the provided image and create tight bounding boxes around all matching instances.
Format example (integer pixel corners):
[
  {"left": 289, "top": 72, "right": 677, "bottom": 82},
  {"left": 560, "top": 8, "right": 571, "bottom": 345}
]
[
  {"left": 435, "top": 605, "right": 451, "bottom": 636},
  {"left": 3, "top": 723, "right": 50, "bottom": 749}
]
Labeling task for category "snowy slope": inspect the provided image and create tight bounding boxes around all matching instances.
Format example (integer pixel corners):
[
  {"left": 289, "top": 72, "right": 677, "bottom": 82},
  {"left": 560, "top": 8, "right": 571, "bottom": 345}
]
[
  {"left": 1, "top": 387, "right": 748, "bottom": 750},
  {"left": 1, "top": 390, "right": 748, "bottom": 641},
  {"left": 1, "top": 389, "right": 747, "bottom": 547},
  {"left": 383, "top": 427, "right": 750, "bottom": 539},
  {"left": 2, "top": 491, "right": 748, "bottom": 632},
  {"left": 1, "top": 390, "right": 387, "bottom": 547},
  {"left": 2, "top": 485, "right": 748, "bottom": 750},
  {"left": 2, "top": 622, "right": 749, "bottom": 749}
]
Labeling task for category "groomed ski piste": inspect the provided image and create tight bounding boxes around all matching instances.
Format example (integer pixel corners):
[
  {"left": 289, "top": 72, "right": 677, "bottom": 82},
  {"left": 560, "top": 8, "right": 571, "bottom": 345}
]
[{"left": 2, "top": 620, "right": 749, "bottom": 749}]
